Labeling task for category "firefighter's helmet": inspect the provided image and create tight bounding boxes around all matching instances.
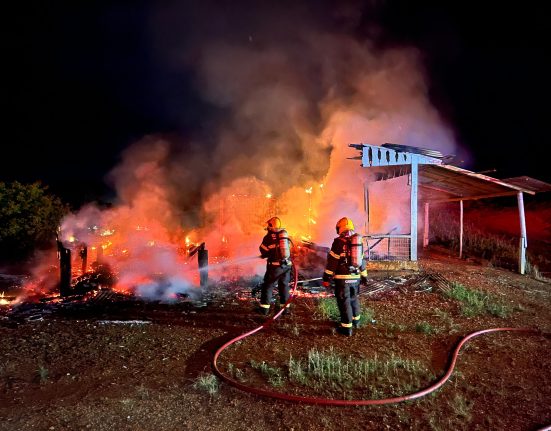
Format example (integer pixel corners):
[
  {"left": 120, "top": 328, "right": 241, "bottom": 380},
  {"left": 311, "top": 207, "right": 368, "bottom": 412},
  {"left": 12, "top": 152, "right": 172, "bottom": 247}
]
[
  {"left": 336, "top": 217, "right": 355, "bottom": 235},
  {"left": 266, "top": 217, "right": 282, "bottom": 231}
]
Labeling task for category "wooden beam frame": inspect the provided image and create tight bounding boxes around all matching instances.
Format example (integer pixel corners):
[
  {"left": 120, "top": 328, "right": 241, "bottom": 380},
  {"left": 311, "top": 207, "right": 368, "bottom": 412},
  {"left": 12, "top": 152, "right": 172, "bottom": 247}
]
[{"left": 423, "top": 202, "right": 429, "bottom": 248}]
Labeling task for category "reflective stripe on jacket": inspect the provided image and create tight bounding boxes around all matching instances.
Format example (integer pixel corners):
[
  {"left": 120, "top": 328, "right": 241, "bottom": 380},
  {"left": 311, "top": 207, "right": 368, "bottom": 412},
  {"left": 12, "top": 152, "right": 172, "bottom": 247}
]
[
  {"left": 259, "top": 230, "right": 282, "bottom": 264},
  {"left": 323, "top": 235, "right": 367, "bottom": 282}
]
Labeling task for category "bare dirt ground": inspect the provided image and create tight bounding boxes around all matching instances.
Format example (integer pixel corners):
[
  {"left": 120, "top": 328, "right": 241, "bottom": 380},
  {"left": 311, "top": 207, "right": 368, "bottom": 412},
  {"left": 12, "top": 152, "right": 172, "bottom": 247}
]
[{"left": 1, "top": 247, "right": 550, "bottom": 431}]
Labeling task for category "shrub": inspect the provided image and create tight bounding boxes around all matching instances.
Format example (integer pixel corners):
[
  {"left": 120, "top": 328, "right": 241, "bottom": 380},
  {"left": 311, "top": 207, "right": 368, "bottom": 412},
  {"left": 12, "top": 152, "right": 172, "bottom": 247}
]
[{"left": 0, "top": 181, "right": 68, "bottom": 261}]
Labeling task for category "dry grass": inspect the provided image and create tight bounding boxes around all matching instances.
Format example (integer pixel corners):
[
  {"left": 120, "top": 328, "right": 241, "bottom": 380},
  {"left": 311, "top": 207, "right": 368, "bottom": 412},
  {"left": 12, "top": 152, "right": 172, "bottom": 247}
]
[{"left": 428, "top": 201, "right": 551, "bottom": 277}]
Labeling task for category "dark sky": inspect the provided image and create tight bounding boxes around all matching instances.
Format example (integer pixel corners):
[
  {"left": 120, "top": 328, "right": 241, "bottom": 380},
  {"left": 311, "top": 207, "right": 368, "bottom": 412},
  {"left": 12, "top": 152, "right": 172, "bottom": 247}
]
[{"left": 4, "top": 1, "right": 550, "bottom": 206}]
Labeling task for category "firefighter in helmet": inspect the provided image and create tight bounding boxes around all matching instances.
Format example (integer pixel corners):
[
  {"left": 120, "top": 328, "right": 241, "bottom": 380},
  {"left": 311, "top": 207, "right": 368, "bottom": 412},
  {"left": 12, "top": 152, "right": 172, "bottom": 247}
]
[
  {"left": 258, "top": 217, "right": 292, "bottom": 316},
  {"left": 322, "top": 217, "right": 368, "bottom": 336}
]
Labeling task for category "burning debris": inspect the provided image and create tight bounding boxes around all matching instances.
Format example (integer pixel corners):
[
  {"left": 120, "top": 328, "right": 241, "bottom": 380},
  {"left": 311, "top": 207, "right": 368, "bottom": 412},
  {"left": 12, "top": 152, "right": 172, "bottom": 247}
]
[
  {"left": 71, "top": 262, "right": 117, "bottom": 295},
  {"left": 0, "top": 292, "right": 17, "bottom": 306},
  {"left": 10, "top": 200, "right": 454, "bottom": 318},
  {"left": 0, "top": 274, "right": 27, "bottom": 307},
  {"left": 2, "top": 211, "right": 451, "bottom": 328},
  {"left": 238, "top": 270, "right": 450, "bottom": 304}
]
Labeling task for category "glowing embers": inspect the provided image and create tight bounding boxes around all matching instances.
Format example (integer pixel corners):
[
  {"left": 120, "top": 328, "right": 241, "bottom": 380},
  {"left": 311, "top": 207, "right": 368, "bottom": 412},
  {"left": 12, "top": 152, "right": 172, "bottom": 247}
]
[
  {"left": 237, "top": 283, "right": 332, "bottom": 302},
  {"left": 0, "top": 291, "right": 16, "bottom": 306}
]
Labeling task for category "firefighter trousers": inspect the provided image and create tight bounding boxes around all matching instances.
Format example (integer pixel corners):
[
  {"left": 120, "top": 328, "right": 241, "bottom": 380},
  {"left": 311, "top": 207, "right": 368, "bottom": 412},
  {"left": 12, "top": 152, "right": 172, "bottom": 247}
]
[
  {"left": 334, "top": 279, "right": 361, "bottom": 327},
  {"left": 260, "top": 264, "right": 291, "bottom": 308}
]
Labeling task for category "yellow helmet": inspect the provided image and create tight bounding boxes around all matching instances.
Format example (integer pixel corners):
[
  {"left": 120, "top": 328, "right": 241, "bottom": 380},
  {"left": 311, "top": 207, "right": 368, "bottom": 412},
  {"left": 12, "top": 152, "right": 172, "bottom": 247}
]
[
  {"left": 266, "top": 216, "right": 282, "bottom": 230},
  {"left": 336, "top": 217, "right": 354, "bottom": 235}
]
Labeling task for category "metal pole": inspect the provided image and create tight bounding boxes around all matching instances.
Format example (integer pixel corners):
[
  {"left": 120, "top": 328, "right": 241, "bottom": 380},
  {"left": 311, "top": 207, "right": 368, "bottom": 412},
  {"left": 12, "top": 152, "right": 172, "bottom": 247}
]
[
  {"left": 423, "top": 202, "right": 430, "bottom": 248},
  {"left": 410, "top": 157, "right": 418, "bottom": 261},
  {"left": 517, "top": 192, "right": 527, "bottom": 274},
  {"left": 459, "top": 200, "right": 464, "bottom": 259}
]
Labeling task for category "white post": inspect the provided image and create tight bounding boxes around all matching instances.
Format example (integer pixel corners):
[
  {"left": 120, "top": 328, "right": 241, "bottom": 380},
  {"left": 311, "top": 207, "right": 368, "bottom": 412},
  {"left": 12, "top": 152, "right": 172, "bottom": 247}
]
[
  {"left": 517, "top": 192, "right": 527, "bottom": 274},
  {"left": 459, "top": 200, "right": 464, "bottom": 259},
  {"left": 410, "top": 157, "right": 418, "bottom": 261},
  {"left": 364, "top": 182, "right": 369, "bottom": 236},
  {"left": 423, "top": 202, "right": 430, "bottom": 248}
]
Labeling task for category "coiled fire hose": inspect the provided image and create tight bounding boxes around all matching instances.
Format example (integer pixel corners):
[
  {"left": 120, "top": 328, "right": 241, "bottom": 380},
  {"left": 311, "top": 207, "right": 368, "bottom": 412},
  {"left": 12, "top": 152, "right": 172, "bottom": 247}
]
[{"left": 212, "top": 264, "right": 544, "bottom": 406}]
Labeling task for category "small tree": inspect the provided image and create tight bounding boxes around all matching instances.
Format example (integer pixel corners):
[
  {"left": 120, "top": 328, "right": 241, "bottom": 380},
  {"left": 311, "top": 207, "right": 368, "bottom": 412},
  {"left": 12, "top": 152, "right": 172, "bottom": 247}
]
[{"left": 0, "top": 181, "right": 68, "bottom": 262}]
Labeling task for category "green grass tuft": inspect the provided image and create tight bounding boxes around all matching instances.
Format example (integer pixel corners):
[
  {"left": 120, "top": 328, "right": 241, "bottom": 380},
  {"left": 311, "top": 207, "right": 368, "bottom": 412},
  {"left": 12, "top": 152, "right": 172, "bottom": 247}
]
[
  {"left": 445, "top": 282, "right": 510, "bottom": 317},
  {"left": 250, "top": 360, "right": 284, "bottom": 387},
  {"left": 316, "top": 298, "right": 340, "bottom": 321},
  {"left": 193, "top": 373, "right": 219, "bottom": 396},
  {"left": 415, "top": 322, "right": 435, "bottom": 334},
  {"left": 37, "top": 365, "right": 49, "bottom": 383}
]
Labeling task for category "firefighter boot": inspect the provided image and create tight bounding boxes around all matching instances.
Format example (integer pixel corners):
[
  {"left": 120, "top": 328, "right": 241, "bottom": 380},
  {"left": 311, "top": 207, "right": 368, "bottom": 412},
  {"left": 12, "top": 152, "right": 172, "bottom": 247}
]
[
  {"left": 257, "top": 304, "right": 270, "bottom": 316},
  {"left": 337, "top": 324, "right": 353, "bottom": 336}
]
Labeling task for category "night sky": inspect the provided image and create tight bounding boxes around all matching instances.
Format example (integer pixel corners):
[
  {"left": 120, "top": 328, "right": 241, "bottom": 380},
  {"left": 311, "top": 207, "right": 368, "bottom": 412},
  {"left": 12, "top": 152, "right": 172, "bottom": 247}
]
[{"left": 4, "top": 1, "right": 550, "bottom": 206}]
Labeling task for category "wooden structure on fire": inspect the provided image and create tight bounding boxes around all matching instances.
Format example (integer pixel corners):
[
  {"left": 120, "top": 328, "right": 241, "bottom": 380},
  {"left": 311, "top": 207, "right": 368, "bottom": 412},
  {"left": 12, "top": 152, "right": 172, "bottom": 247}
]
[{"left": 349, "top": 143, "right": 551, "bottom": 274}]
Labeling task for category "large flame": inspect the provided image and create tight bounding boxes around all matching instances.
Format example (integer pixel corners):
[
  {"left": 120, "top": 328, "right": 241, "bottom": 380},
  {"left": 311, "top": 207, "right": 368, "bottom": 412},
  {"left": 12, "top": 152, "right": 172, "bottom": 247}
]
[{"left": 19, "top": 12, "right": 460, "bottom": 302}]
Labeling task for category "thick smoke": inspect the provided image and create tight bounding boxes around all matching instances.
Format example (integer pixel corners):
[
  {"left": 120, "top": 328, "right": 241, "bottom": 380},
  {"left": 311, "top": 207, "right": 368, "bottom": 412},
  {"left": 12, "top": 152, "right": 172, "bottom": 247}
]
[
  {"left": 145, "top": 2, "right": 456, "bottom": 240},
  {"left": 29, "top": 2, "right": 460, "bottom": 298}
]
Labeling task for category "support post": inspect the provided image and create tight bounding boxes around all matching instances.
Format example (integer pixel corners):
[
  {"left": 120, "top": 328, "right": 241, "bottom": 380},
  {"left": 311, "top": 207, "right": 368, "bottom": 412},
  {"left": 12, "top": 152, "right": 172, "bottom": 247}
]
[
  {"left": 198, "top": 246, "right": 209, "bottom": 287},
  {"left": 363, "top": 182, "right": 369, "bottom": 236},
  {"left": 57, "top": 241, "right": 72, "bottom": 297},
  {"left": 459, "top": 200, "right": 464, "bottom": 259},
  {"left": 517, "top": 192, "right": 527, "bottom": 274},
  {"left": 410, "top": 157, "right": 418, "bottom": 261},
  {"left": 79, "top": 245, "right": 88, "bottom": 274},
  {"left": 96, "top": 245, "right": 104, "bottom": 263},
  {"left": 423, "top": 202, "right": 430, "bottom": 248}
]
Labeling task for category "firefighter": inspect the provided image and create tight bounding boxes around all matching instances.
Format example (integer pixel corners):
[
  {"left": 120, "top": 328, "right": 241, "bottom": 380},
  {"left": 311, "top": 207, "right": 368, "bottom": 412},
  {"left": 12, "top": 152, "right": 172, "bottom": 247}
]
[
  {"left": 258, "top": 217, "right": 292, "bottom": 316},
  {"left": 322, "top": 217, "right": 368, "bottom": 336}
]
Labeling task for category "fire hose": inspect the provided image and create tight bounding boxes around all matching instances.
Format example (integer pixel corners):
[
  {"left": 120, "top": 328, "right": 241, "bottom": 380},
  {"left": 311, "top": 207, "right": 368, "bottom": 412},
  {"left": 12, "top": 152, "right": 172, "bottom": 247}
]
[{"left": 212, "top": 265, "right": 545, "bottom": 407}]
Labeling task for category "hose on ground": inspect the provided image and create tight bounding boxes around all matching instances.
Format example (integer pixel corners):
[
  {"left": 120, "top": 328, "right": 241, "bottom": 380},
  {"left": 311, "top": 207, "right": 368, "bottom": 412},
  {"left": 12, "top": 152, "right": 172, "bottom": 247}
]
[{"left": 212, "top": 266, "right": 544, "bottom": 406}]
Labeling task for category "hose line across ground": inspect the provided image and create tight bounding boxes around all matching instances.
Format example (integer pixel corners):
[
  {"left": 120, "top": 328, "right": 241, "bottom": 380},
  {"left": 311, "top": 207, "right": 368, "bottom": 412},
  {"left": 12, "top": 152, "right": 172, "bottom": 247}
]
[{"left": 212, "top": 265, "right": 543, "bottom": 406}]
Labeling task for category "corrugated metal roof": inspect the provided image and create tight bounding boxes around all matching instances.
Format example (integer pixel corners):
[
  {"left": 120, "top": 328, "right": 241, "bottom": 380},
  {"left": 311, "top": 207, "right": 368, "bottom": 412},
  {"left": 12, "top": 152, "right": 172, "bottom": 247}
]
[
  {"left": 501, "top": 176, "right": 551, "bottom": 193},
  {"left": 369, "top": 163, "right": 546, "bottom": 202},
  {"left": 418, "top": 164, "right": 537, "bottom": 202},
  {"left": 352, "top": 143, "right": 551, "bottom": 202}
]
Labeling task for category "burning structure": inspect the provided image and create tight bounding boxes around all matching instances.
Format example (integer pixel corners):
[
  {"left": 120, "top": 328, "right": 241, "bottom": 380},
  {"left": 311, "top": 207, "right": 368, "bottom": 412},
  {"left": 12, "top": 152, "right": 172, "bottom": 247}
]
[
  {"left": 7, "top": 139, "right": 549, "bottom": 307},
  {"left": 3, "top": 135, "right": 548, "bottom": 310},
  {"left": 7, "top": 6, "right": 537, "bottom": 303}
]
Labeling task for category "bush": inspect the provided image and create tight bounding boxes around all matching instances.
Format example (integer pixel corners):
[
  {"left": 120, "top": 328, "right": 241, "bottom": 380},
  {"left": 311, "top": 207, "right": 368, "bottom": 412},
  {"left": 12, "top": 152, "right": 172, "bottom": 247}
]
[{"left": 0, "top": 181, "right": 68, "bottom": 262}]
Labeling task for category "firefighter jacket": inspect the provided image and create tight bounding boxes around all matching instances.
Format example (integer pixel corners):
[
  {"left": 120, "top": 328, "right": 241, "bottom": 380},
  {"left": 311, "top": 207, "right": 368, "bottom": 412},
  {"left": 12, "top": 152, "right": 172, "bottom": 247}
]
[
  {"left": 323, "top": 235, "right": 367, "bottom": 282},
  {"left": 259, "top": 230, "right": 289, "bottom": 266}
]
